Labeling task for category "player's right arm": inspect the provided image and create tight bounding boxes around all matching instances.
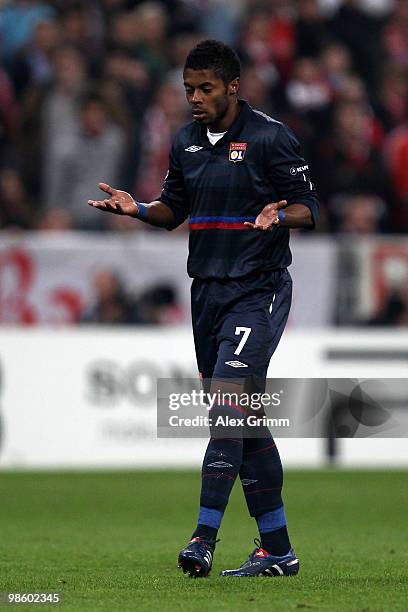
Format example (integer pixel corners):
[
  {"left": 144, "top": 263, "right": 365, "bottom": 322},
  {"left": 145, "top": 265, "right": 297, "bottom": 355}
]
[
  {"left": 88, "top": 137, "right": 189, "bottom": 231},
  {"left": 88, "top": 183, "right": 176, "bottom": 229}
]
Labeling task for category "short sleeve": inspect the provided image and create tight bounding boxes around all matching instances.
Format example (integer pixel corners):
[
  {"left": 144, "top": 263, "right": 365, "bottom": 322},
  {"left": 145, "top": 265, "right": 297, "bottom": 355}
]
[
  {"left": 267, "top": 125, "right": 319, "bottom": 228},
  {"left": 159, "top": 142, "right": 190, "bottom": 230}
]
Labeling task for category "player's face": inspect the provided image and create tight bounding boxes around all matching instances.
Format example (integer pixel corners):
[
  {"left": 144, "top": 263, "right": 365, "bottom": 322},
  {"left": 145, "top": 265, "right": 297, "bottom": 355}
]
[{"left": 183, "top": 68, "right": 237, "bottom": 126}]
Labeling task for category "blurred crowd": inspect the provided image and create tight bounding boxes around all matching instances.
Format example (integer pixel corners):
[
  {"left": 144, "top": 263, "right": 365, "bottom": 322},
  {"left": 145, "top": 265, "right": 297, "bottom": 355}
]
[
  {"left": 81, "top": 270, "right": 182, "bottom": 325},
  {"left": 0, "top": 0, "right": 407, "bottom": 235}
]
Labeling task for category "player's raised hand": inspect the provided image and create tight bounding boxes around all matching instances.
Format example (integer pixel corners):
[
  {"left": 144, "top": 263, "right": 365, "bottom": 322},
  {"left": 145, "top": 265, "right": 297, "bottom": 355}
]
[
  {"left": 88, "top": 183, "right": 138, "bottom": 217},
  {"left": 244, "top": 200, "right": 287, "bottom": 231}
]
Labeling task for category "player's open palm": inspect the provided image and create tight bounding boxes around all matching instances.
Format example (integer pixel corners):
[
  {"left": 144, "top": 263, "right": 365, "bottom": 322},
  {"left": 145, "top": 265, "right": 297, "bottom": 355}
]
[
  {"left": 88, "top": 183, "right": 137, "bottom": 216},
  {"left": 244, "top": 199, "right": 287, "bottom": 231}
]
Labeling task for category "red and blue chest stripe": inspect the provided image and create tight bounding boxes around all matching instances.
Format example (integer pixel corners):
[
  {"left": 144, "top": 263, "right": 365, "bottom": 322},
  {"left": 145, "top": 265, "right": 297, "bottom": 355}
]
[{"left": 189, "top": 216, "right": 256, "bottom": 230}]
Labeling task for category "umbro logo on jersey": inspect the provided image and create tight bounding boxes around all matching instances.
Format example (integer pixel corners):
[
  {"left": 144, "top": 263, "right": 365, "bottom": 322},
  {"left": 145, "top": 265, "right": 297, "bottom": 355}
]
[
  {"left": 185, "top": 145, "right": 203, "bottom": 152},
  {"left": 207, "top": 461, "right": 233, "bottom": 468},
  {"left": 225, "top": 360, "right": 248, "bottom": 368}
]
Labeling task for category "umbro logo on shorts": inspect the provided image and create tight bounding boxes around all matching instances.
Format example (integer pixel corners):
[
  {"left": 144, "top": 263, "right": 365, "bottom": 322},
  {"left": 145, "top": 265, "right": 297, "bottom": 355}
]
[
  {"left": 185, "top": 145, "right": 203, "bottom": 152},
  {"left": 225, "top": 360, "right": 248, "bottom": 368}
]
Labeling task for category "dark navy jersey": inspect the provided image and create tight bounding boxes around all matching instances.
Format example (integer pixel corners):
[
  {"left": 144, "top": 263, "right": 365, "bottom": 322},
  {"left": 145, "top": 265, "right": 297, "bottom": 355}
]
[{"left": 159, "top": 100, "right": 319, "bottom": 280}]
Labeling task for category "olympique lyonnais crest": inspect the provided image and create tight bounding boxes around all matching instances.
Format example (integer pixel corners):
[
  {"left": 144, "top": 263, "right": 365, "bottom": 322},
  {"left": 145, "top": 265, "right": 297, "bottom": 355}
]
[{"left": 229, "top": 142, "right": 247, "bottom": 163}]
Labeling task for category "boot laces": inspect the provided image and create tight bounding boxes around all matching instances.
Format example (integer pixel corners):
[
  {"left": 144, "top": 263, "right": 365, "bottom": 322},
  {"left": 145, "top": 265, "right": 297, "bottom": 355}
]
[
  {"left": 191, "top": 537, "right": 219, "bottom": 555},
  {"left": 239, "top": 538, "right": 265, "bottom": 567}
]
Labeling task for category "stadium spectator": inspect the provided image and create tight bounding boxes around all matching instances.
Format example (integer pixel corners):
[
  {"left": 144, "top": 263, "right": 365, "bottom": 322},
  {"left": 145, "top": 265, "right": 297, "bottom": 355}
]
[
  {"left": 137, "top": 283, "right": 182, "bottom": 324},
  {"left": 36, "top": 208, "right": 74, "bottom": 231},
  {"left": 58, "top": 3, "right": 103, "bottom": 63},
  {"left": 80, "top": 270, "right": 141, "bottom": 324},
  {"left": 332, "top": 192, "right": 387, "bottom": 234},
  {"left": 382, "top": 0, "right": 408, "bottom": 66},
  {"left": 320, "top": 43, "right": 354, "bottom": 97},
  {"left": 285, "top": 56, "right": 333, "bottom": 152},
  {"left": 336, "top": 75, "right": 370, "bottom": 105},
  {"left": 135, "top": 80, "right": 188, "bottom": 203},
  {"left": 314, "top": 100, "right": 393, "bottom": 227},
  {"left": 166, "top": 32, "right": 203, "bottom": 87},
  {"left": 267, "top": 0, "right": 297, "bottom": 80},
  {"left": 295, "top": 0, "right": 331, "bottom": 58},
  {"left": 328, "top": 0, "right": 385, "bottom": 93},
  {"left": 0, "top": 168, "right": 34, "bottom": 230},
  {"left": 44, "top": 93, "right": 127, "bottom": 230},
  {"left": 0, "top": 0, "right": 55, "bottom": 61},
  {"left": 103, "top": 50, "right": 151, "bottom": 121},
  {"left": 198, "top": 0, "right": 243, "bottom": 46},
  {"left": 383, "top": 125, "right": 408, "bottom": 230},
  {"left": 365, "top": 289, "right": 408, "bottom": 326},
  {"left": 0, "top": 67, "right": 17, "bottom": 165},
  {"left": 18, "top": 45, "right": 88, "bottom": 204},
  {"left": 108, "top": 7, "right": 139, "bottom": 56},
  {"left": 8, "top": 18, "right": 60, "bottom": 96},
  {"left": 374, "top": 63, "right": 408, "bottom": 132},
  {"left": 239, "top": 65, "right": 277, "bottom": 118},
  {"left": 108, "top": 2, "right": 169, "bottom": 86},
  {"left": 286, "top": 57, "right": 332, "bottom": 114},
  {"left": 238, "top": 9, "right": 280, "bottom": 80}
]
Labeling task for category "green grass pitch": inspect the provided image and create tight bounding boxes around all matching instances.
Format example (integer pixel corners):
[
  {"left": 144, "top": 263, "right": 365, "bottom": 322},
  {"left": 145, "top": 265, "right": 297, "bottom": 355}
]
[{"left": 0, "top": 470, "right": 407, "bottom": 611}]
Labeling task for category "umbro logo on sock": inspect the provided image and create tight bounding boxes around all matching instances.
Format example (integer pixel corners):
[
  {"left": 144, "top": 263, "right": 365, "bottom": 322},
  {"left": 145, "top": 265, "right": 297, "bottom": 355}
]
[
  {"left": 185, "top": 145, "right": 203, "bottom": 152},
  {"left": 241, "top": 479, "right": 258, "bottom": 486},
  {"left": 225, "top": 360, "right": 248, "bottom": 368},
  {"left": 207, "top": 461, "right": 233, "bottom": 468}
]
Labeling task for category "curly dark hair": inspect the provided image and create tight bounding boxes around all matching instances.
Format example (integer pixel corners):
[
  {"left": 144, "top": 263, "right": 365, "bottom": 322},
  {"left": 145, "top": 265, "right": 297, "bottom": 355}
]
[{"left": 184, "top": 39, "right": 241, "bottom": 86}]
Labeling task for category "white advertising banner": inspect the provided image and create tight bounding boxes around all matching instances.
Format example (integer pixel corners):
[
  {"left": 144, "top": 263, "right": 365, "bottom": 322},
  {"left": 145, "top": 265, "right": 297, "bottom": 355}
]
[
  {"left": 0, "top": 232, "right": 336, "bottom": 326},
  {"left": 0, "top": 328, "right": 407, "bottom": 469}
]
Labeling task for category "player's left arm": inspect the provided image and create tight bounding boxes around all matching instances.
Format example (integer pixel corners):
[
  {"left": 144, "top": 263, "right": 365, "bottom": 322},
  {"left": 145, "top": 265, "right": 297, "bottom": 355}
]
[{"left": 245, "top": 125, "right": 319, "bottom": 231}]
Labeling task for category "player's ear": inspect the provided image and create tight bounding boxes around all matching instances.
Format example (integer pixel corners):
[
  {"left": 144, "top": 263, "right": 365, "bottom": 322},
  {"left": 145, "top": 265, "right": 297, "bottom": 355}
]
[{"left": 229, "top": 78, "right": 239, "bottom": 96}]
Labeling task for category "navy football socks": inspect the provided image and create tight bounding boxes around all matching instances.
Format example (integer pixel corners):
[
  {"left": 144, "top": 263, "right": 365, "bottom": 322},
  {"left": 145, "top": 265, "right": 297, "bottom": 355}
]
[
  {"left": 193, "top": 406, "right": 292, "bottom": 556},
  {"left": 191, "top": 506, "right": 224, "bottom": 542},
  {"left": 256, "top": 507, "right": 291, "bottom": 556},
  {"left": 259, "top": 525, "right": 291, "bottom": 556}
]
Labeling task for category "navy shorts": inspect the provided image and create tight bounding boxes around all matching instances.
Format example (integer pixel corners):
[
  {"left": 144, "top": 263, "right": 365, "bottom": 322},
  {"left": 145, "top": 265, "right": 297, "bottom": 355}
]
[{"left": 191, "top": 268, "right": 292, "bottom": 392}]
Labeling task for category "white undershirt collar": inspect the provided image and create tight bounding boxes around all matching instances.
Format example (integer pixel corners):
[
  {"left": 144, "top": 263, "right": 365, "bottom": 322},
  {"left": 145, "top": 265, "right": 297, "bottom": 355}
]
[{"left": 207, "top": 128, "right": 227, "bottom": 146}]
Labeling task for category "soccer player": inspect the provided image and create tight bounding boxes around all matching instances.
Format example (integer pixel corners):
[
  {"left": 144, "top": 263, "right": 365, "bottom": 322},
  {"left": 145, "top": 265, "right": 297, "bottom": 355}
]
[{"left": 88, "top": 40, "right": 319, "bottom": 578}]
